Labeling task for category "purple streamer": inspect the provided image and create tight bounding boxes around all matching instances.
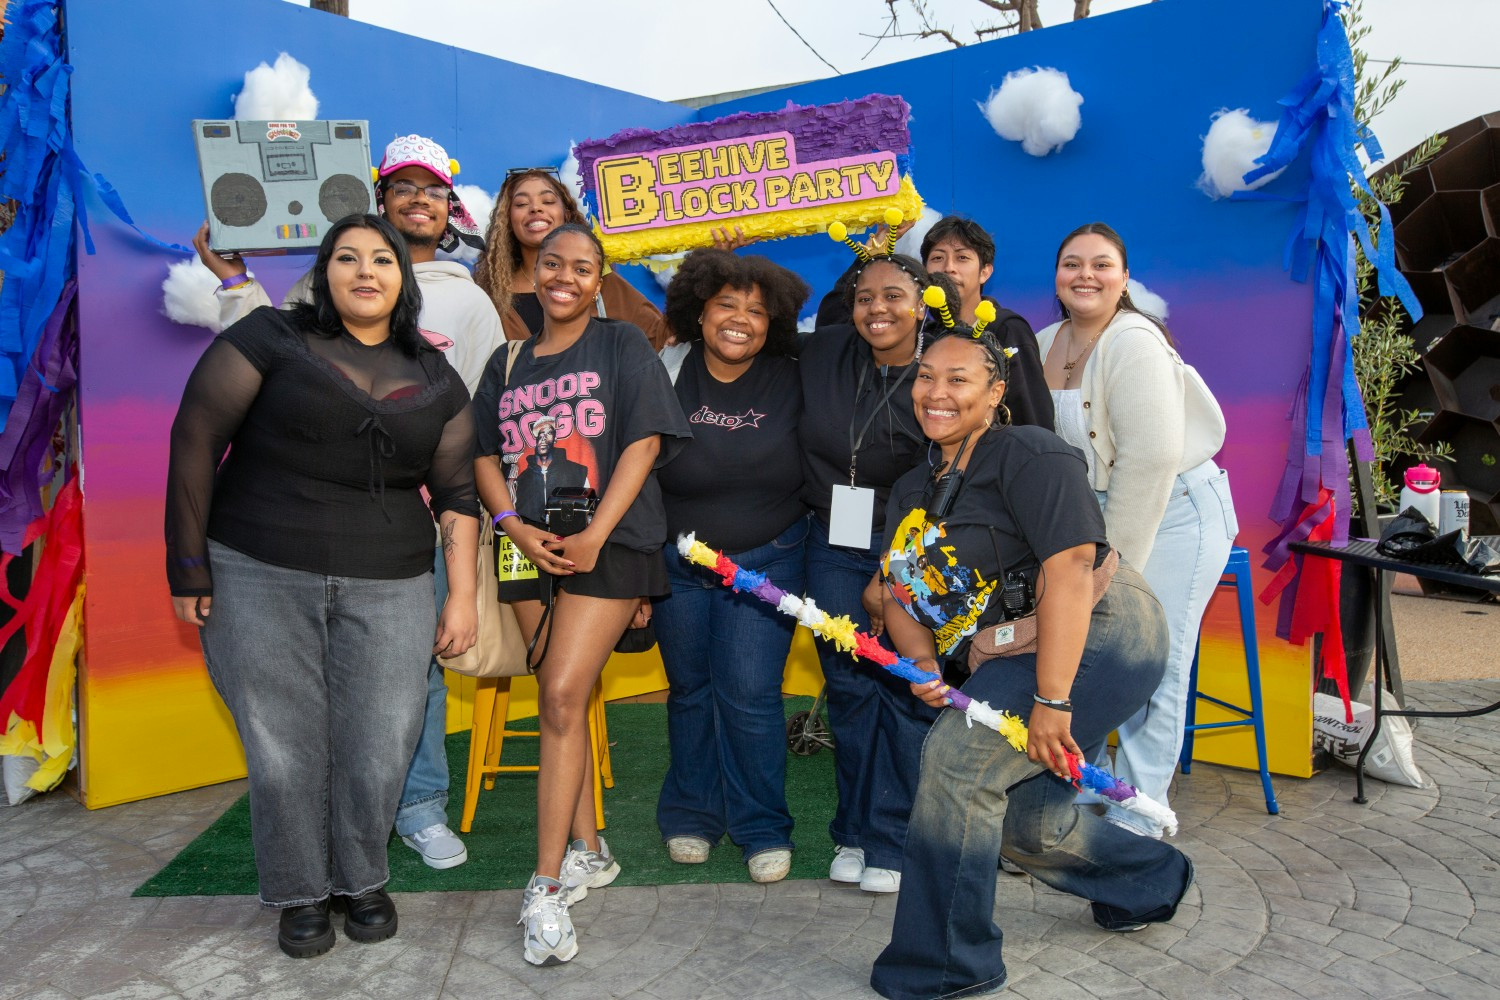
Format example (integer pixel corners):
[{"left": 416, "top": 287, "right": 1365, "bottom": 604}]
[{"left": 0, "top": 281, "right": 77, "bottom": 555}]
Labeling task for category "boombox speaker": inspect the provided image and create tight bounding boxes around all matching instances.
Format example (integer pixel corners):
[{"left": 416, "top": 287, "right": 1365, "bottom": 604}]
[{"left": 193, "top": 119, "right": 376, "bottom": 254}]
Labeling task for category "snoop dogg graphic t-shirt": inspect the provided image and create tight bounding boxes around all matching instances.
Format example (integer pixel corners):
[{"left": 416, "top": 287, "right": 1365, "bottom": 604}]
[
  {"left": 656, "top": 344, "right": 805, "bottom": 553},
  {"left": 880, "top": 428, "right": 1108, "bottom": 658},
  {"left": 472, "top": 318, "right": 691, "bottom": 552}
]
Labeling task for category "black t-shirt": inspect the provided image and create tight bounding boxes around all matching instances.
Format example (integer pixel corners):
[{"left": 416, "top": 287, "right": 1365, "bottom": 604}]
[
  {"left": 472, "top": 317, "right": 691, "bottom": 553},
  {"left": 165, "top": 306, "right": 478, "bottom": 595},
  {"left": 799, "top": 322, "right": 926, "bottom": 535},
  {"left": 814, "top": 262, "right": 1053, "bottom": 432},
  {"left": 657, "top": 344, "right": 805, "bottom": 552},
  {"left": 880, "top": 426, "right": 1106, "bottom": 657}
]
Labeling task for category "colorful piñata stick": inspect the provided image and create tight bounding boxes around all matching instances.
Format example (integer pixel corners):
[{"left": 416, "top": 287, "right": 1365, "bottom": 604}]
[{"left": 677, "top": 533, "right": 1179, "bottom": 835}]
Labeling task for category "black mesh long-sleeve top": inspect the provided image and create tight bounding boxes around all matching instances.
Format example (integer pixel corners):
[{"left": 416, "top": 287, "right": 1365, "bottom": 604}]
[{"left": 166, "top": 306, "right": 479, "bottom": 596}]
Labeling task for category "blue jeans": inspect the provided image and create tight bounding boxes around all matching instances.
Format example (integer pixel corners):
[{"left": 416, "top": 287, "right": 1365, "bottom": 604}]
[
  {"left": 1098, "top": 461, "right": 1237, "bottom": 836},
  {"left": 805, "top": 517, "right": 938, "bottom": 872},
  {"left": 870, "top": 564, "right": 1192, "bottom": 1000},
  {"left": 200, "top": 541, "right": 433, "bottom": 906},
  {"left": 655, "top": 516, "right": 808, "bottom": 859},
  {"left": 394, "top": 547, "right": 454, "bottom": 837}
]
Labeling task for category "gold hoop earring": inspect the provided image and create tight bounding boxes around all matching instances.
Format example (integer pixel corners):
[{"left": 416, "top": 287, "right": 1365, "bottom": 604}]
[{"left": 994, "top": 404, "right": 1012, "bottom": 427}]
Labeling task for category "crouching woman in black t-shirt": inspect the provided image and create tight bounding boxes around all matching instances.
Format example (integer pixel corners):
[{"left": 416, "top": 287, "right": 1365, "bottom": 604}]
[
  {"left": 471, "top": 224, "right": 690, "bottom": 967},
  {"left": 166, "top": 214, "right": 480, "bottom": 958},
  {"left": 867, "top": 327, "right": 1194, "bottom": 1000},
  {"left": 652, "top": 250, "right": 811, "bottom": 884}
]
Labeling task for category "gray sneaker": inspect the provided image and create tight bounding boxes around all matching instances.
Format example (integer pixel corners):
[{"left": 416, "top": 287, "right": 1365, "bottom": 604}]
[
  {"left": 560, "top": 836, "right": 620, "bottom": 903},
  {"left": 517, "top": 875, "right": 575, "bottom": 966}
]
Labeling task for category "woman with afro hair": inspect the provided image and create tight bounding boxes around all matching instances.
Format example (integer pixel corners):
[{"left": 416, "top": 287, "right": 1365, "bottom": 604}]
[{"left": 652, "top": 249, "right": 812, "bottom": 883}]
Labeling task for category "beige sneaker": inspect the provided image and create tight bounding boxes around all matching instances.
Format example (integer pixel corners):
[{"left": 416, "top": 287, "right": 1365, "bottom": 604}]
[
  {"left": 666, "top": 836, "right": 712, "bottom": 864},
  {"left": 748, "top": 849, "right": 791, "bottom": 883}
]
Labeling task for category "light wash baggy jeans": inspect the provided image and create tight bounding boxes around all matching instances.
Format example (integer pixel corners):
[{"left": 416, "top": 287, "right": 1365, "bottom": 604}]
[
  {"left": 1099, "top": 460, "right": 1237, "bottom": 836},
  {"left": 394, "top": 547, "right": 454, "bottom": 838},
  {"left": 200, "top": 540, "right": 433, "bottom": 906}
]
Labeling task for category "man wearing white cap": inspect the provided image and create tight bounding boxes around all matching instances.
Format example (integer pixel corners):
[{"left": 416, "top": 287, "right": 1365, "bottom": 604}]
[{"left": 194, "top": 134, "right": 506, "bottom": 872}]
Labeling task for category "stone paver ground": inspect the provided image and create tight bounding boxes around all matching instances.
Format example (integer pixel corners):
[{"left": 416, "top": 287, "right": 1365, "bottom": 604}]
[{"left": 3, "top": 680, "right": 1499, "bottom": 1000}]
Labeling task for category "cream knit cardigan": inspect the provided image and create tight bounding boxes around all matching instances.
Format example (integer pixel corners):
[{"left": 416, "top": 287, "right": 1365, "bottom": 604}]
[{"left": 1035, "top": 310, "right": 1226, "bottom": 568}]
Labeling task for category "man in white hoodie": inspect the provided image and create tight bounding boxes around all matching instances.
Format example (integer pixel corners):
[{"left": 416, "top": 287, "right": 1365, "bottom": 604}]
[{"left": 194, "top": 134, "right": 506, "bottom": 871}]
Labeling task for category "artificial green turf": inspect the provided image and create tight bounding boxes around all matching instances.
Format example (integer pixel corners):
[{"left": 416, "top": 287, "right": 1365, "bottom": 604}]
[{"left": 134, "top": 697, "right": 837, "bottom": 896}]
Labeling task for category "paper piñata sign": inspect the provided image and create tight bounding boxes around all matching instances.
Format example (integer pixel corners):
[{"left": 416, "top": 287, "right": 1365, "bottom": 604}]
[{"left": 575, "top": 94, "right": 924, "bottom": 261}]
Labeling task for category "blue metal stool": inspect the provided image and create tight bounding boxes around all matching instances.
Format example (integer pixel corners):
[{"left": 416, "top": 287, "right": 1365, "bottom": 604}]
[{"left": 1178, "top": 546, "right": 1279, "bottom": 815}]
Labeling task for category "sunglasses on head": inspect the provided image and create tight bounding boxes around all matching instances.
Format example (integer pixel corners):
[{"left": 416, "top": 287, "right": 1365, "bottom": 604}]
[{"left": 506, "top": 166, "right": 561, "bottom": 180}]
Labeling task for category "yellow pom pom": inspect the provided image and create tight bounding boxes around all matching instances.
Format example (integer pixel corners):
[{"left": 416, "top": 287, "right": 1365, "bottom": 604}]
[
  {"left": 449, "top": 158, "right": 461, "bottom": 178},
  {"left": 974, "top": 301, "right": 997, "bottom": 324},
  {"left": 371, "top": 166, "right": 380, "bottom": 184},
  {"left": 883, "top": 207, "right": 904, "bottom": 228},
  {"left": 828, "top": 221, "right": 848, "bottom": 242},
  {"left": 922, "top": 285, "right": 947, "bottom": 308}
]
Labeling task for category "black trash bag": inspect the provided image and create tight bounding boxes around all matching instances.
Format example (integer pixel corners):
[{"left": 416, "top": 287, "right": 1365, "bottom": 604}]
[
  {"left": 1376, "top": 507, "right": 1467, "bottom": 566},
  {"left": 1461, "top": 535, "right": 1500, "bottom": 575}
]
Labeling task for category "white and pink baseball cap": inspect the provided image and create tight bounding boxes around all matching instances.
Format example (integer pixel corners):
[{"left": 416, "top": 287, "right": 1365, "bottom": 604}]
[{"left": 375, "top": 134, "right": 459, "bottom": 185}]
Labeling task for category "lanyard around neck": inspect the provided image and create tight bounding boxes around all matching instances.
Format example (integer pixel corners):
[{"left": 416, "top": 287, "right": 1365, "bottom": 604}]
[{"left": 847, "top": 355, "right": 916, "bottom": 486}]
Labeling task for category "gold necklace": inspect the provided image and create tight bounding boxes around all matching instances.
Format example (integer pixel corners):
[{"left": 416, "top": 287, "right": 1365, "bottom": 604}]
[{"left": 1062, "top": 327, "right": 1103, "bottom": 373}]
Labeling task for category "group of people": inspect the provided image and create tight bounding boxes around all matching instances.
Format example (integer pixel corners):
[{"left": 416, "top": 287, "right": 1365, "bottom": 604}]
[{"left": 167, "top": 130, "right": 1235, "bottom": 996}]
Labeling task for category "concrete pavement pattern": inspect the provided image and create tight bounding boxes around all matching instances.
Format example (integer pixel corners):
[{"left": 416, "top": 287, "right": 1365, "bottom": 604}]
[{"left": 2, "top": 680, "right": 1498, "bottom": 1000}]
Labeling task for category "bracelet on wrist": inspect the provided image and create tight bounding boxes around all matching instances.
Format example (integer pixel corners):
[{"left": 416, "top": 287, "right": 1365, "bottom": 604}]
[
  {"left": 219, "top": 273, "right": 252, "bottom": 291},
  {"left": 492, "top": 509, "right": 518, "bottom": 527},
  {"left": 1033, "top": 693, "right": 1073, "bottom": 712}
]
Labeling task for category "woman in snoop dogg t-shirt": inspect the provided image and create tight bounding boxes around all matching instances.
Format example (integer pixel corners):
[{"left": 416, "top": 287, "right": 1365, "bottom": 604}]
[
  {"left": 651, "top": 250, "right": 811, "bottom": 885},
  {"left": 471, "top": 224, "right": 690, "bottom": 967}
]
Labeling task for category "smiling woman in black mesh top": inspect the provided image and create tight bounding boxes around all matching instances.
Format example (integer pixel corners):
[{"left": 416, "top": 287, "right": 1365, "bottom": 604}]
[{"left": 164, "top": 214, "right": 480, "bottom": 960}]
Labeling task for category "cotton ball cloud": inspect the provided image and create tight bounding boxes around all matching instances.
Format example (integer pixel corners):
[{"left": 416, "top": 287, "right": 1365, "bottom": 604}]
[
  {"left": 798, "top": 314, "right": 818, "bottom": 334},
  {"left": 894, "top": 206, "right": 944, "bottom": 258},
  {"left": 453, "top": 184, "right": 496, "bottom": 236},
  {"left": 978, "top": 67, "right": 1083, "bottom": 157},
  {"left": 1198, "top": 108, "right": 1284, "bottom": 199},
  {"left": 161, "top": 258, "right": 227, "bottom": 332},
  {"left": 1127, "top": 279, "right": 1169, "bottom": 321},
  {"left": 233, "top": 52, "right": 318, "bottom": 120}
]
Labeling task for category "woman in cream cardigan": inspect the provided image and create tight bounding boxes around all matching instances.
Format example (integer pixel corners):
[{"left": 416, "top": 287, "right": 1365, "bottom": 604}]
[{"left": 1036, "top": 222, "right": 1237, "bottom": 838}]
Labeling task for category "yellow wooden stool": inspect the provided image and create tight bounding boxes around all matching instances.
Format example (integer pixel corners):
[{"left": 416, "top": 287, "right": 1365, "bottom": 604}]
[{"left": 459, "top": 674, "right": 613, "bottom": 833}]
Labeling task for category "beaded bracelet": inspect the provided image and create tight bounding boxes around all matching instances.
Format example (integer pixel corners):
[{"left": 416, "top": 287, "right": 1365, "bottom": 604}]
[{"left": 1033, "top": 693, "right": 1073, "bottom": 712}]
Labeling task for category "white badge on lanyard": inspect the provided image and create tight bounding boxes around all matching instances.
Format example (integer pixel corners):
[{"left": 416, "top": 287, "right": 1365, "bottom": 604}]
[{"left": 829, "top": 484, "right": 876, "bottom": 549}]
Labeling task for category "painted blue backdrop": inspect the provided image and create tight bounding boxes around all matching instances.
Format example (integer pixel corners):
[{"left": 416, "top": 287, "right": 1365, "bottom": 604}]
[{"left": 65, "top": 0, "right": 1320, "bottom": 805}]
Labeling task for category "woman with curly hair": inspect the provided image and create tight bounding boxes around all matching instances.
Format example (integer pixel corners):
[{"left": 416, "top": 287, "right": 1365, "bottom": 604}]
[
  {"left": 472, "top": 168, "right": 668, "bottom": 349},
  {"left": 652, "top": 249, "right": 811, "bottom": 883}
]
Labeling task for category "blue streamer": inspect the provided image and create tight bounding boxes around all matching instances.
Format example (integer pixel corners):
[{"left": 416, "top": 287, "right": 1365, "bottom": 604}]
[
  {"left": 1237, "top": 1, "right": 1419, "bottom": 477},
  {"left": 0, "top": 1, "right": 190, "bottom": 436}
]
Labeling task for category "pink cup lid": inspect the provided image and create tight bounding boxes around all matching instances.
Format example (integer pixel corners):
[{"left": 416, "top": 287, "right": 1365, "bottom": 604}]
[{"left": 1403, "top": 463, "right": 1440, "bottom": 492}]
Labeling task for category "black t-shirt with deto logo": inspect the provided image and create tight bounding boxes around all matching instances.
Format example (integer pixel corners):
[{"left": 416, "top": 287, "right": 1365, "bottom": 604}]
[{"left": 657, "top": 344, "right": 806, "bottom": 553}]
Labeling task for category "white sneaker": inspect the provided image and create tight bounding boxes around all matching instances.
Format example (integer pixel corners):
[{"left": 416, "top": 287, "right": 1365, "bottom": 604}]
[
  {"left": 518, "top": 876, "right": 576, "bottom": 966},
  {"left": 560, "top": 837, "right": 620, "bottom": 903},
  {"left": 829, "top": 845, "right": 865, "bottom": 883},
  {"left": 666, "top": 836, "right": 712, "bottom": 864},
  {"left": 400, "top": 823, "right": 468, "bottom": 870},
  {"left": 748, "top": 848, "right": 792, "bottom": 884},
  {"left": 860, "top": 866, "right": 901, "bottom": 893}
]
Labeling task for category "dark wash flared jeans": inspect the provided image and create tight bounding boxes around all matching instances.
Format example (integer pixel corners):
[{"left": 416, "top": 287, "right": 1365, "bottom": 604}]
[{"left": 871, "top": 563, "right": 1193, "bottom": 1000}]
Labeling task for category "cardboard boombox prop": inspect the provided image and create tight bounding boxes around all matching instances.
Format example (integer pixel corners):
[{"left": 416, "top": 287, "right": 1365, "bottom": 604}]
[{"left": 193, "top": 119, "right": 376, "bottom": 254}]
